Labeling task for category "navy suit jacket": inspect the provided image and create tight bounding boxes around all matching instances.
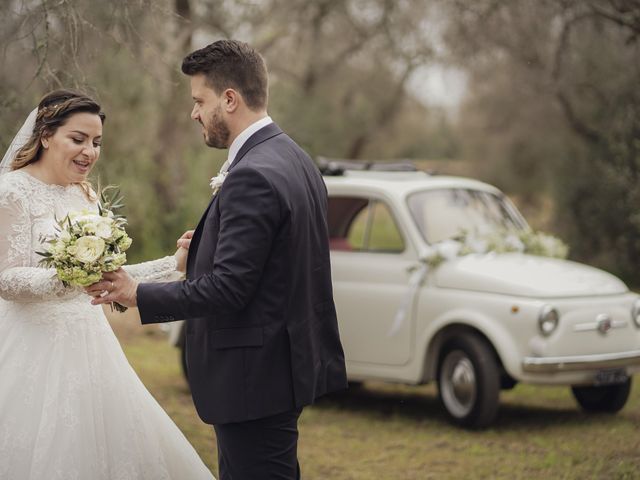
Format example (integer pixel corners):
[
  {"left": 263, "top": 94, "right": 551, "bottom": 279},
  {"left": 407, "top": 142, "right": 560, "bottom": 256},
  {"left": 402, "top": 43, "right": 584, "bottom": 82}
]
[{"left": 137, "top": 123, "right": 348, "bottom": 425}]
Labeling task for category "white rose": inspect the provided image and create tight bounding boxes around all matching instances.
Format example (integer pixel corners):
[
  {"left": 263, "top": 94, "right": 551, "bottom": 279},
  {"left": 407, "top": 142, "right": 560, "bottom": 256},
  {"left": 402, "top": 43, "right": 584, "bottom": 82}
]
[
  {"left": 82, "top": 222, "right": 98, "bottom": 235},
  {"left": 74, "top": 236, "right": 106, "bottom": 264},
  {"left": 60, "top": 230, "right": 72, "bottom": 242},
  {"left": 73, "top": 213, "right": 102, "bottom": 224},
  {"left": 95, "top": 219, "right": 113, "bottom": 239}
]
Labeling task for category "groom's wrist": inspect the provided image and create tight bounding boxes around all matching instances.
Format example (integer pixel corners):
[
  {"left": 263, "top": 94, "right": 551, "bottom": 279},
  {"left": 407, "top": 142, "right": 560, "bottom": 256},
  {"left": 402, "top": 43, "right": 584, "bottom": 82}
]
[{"left": 130, "top": 280, "right": 139, "bottom": 307}]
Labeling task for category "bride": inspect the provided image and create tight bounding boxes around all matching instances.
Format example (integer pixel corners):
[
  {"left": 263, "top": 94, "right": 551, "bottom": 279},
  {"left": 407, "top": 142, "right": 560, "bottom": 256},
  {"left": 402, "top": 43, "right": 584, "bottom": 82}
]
[{"left": 0, "top": 90, "right": 214, "bottom": 479}]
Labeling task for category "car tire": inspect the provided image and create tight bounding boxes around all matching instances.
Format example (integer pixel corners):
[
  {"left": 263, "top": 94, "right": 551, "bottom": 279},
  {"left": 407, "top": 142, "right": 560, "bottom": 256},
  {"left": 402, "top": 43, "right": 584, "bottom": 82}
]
[
  {"left": 571, "top": 378, "right": 631, "bottom": 413},
  {"left": 437, "top": 334, "right": 500, "bottom": 428}
]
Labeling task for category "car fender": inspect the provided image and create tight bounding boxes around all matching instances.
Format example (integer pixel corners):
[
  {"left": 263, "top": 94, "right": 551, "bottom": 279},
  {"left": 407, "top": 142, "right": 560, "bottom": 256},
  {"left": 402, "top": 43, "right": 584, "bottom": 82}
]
[{"left": 416, "top": 308, "right": 521, "bottom": 382}]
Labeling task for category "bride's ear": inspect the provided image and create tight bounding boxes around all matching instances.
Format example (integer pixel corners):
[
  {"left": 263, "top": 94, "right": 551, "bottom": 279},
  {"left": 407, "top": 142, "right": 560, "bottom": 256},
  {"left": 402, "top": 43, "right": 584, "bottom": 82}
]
[{"left": 41, "top": 130, "right": 53, "bottom": 149}]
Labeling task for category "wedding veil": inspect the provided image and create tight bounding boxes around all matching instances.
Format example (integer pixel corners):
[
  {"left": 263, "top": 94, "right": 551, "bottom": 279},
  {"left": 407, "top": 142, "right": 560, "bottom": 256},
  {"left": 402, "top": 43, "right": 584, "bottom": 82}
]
[{"left": 0, "top": 108, "right": 38, "bottom": 177}]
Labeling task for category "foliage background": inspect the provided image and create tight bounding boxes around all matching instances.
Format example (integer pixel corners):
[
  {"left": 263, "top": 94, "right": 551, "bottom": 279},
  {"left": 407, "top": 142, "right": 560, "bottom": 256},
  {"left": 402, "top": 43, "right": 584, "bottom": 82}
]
[{"left": 1, "top": 0, "right": 639, "bottom": 283}]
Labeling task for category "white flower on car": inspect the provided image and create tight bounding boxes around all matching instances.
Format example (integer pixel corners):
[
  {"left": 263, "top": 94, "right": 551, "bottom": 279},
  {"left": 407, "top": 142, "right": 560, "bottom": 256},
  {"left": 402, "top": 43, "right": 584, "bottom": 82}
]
[
  {"left": 466, "top": 237, "right": 489, "bottom": 254},
  {"left": 74, "top": 236, "right": 106, "bottom": 264},
  {"left": 436, "top": 240, "right": 462, "bottom": 260},
  {"left": 421, "top": 229, "right": 568, "bottom": 269},
  {"left": 504, "top": 234, "right": 525, "bottom": 252}
]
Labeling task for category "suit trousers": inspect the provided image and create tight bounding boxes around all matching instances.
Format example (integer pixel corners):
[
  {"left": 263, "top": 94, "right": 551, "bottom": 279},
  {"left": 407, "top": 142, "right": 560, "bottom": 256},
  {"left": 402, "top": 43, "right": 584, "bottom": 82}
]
[{"left": 214, "top": 408, "right": 303, "bottom": 480}]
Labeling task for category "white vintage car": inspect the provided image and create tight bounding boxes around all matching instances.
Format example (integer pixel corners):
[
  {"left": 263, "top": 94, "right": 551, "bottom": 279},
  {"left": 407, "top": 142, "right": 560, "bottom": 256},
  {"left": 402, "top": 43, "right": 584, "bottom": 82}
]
[{"left": 169, "top": 163, "right": 640, "bottom": 428}]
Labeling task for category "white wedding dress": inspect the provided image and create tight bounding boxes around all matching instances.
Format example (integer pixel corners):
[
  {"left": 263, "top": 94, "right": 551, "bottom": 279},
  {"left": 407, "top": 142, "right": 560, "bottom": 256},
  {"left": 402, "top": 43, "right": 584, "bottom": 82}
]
[{"left": 0, "top": 169, "right": 214, "bottom": 480}]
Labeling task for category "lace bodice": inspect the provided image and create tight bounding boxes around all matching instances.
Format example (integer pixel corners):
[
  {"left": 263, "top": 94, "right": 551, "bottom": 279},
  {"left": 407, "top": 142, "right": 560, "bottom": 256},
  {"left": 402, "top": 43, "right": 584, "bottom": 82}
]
[{"left": 0, "top": 169, "right": 177, "bottom": 303}]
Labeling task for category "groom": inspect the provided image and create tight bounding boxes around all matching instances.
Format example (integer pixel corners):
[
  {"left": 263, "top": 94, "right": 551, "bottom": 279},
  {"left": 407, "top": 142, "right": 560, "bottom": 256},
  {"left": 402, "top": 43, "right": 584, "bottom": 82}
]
[{"left": 91, "top": 40, "right": 347, "bottom": 479}]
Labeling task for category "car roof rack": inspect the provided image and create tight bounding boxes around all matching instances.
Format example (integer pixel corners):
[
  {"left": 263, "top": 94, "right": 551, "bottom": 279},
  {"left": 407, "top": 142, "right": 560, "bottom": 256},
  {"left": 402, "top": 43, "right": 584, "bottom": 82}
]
[{"left": 317, "top": 157, "right": 418, "bottom": 176}]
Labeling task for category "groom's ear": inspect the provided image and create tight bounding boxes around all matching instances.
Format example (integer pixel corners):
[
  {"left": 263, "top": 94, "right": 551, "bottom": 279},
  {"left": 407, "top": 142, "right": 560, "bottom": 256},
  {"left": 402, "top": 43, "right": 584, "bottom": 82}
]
[{"left": 223, "top": 89, "right": 239, "bottom": 113}]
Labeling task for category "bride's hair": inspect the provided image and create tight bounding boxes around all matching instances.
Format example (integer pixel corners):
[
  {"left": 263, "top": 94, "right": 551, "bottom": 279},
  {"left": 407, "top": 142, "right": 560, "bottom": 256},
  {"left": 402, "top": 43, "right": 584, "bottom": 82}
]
[{"left": 12, "top": 89, "right": 106, "bottom": 199}]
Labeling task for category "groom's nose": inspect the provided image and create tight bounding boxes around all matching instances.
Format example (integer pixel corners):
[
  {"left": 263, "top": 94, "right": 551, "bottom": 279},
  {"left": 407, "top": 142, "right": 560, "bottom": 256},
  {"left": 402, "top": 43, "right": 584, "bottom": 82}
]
[{"left": 190, "top": 104, "right": 199, "bottom": 121}]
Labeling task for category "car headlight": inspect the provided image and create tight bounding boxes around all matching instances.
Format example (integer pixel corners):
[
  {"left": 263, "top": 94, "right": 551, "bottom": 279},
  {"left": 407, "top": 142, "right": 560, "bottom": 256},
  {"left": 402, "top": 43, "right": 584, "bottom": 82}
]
[
  {"left": 631, "top": 298, "right": 640, "bottom": 328},
  {"left": 538, "top": 304, "right": 560, "bottom": 336}
]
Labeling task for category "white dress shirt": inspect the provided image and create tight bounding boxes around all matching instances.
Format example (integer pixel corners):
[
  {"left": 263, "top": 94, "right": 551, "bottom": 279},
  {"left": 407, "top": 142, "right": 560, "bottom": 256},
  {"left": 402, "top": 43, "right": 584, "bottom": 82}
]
[{"left": 227, "top": 116, "right": 273, "bottom": 168}]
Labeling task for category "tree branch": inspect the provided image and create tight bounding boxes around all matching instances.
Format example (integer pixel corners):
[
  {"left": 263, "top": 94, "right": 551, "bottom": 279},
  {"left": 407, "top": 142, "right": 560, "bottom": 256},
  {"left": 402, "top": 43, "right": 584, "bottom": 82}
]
[{"left": 555, "top": 89, "right": 604, "bottom": 146}]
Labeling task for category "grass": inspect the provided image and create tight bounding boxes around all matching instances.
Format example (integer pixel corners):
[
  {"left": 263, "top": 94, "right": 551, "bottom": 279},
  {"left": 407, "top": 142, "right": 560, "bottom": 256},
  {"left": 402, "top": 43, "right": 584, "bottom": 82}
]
[{"left": 109, "top": 311, "right": 640, "bottom": 480}]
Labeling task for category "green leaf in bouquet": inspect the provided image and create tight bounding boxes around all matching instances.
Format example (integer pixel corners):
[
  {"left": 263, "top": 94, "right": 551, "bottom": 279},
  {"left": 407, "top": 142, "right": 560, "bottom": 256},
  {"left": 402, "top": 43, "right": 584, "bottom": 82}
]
[{"left": 99, "top": 185, "right": 126, "bottom": 215}]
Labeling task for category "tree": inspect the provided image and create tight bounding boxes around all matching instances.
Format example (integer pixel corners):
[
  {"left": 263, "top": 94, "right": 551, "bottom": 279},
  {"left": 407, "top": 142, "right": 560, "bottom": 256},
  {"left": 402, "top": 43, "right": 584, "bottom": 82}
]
[
  {"left": 1, "top": 0, "right": 457, "bottom": 261},
  {"left": 444, "top": 0, "right": 640, "bottom": 282}
]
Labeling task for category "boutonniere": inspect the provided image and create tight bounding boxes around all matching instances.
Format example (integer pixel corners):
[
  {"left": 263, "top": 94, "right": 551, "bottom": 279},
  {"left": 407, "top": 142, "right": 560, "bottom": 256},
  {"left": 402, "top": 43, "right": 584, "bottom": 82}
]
[{"left": 210, "top": 171, "right": 228, "bottom": 196}]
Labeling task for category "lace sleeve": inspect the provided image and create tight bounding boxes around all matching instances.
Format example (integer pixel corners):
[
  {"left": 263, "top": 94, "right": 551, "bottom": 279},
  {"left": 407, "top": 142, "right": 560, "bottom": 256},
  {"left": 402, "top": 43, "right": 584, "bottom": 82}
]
[
  {"left": 0, "top": 187, "right": 70, "bottom": 302},
  {"left": 123, "top": 255, "right": 182, "bottom": 283}
]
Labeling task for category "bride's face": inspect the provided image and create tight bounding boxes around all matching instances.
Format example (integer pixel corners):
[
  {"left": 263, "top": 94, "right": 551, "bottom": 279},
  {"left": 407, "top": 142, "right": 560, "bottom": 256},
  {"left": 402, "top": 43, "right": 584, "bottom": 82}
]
[{"left": 40, "top": 112, "right": 103, "bottom": 185}]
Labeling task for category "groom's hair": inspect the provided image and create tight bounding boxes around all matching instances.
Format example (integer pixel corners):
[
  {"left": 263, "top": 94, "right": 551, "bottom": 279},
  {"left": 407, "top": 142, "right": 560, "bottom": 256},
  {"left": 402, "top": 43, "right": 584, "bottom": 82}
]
[{"left": 181, "top": 40, "right": 268, "bottom": 111}]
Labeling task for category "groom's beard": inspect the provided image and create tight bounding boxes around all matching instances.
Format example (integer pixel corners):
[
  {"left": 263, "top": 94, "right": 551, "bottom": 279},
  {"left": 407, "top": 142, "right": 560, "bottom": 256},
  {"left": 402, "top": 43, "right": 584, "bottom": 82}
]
[{"left": 204, "top": 105, "right": 230, "bottom": 149}]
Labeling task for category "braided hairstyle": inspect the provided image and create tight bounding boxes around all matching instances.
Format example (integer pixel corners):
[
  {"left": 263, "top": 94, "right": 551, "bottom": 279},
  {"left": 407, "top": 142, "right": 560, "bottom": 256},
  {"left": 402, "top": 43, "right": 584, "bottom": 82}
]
[{"left": 12, "top": 89, "right": 106, "bottom": 171}]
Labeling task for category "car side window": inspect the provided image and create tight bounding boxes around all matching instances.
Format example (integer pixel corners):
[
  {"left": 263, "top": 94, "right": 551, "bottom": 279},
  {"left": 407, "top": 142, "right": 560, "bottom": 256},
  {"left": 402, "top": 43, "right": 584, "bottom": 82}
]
[
  {"left": 368, "top": 201, "right": 404, "bottom": 253},
  {"left": 328, "top": 196, "right": 404, "bottom": 253}
]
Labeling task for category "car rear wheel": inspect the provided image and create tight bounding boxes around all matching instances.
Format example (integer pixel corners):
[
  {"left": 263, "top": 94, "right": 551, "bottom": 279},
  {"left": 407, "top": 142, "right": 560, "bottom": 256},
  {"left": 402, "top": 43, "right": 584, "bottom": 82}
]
[
  {"left": 437, "top": 334, "right": 500, "bottom": 428},
  {"left": 571, "top": 378, "right": 631, "bottom": 413}
]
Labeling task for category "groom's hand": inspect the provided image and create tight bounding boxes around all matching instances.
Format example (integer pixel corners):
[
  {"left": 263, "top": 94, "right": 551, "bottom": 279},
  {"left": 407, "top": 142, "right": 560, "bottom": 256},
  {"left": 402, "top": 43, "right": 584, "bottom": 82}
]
[
  {"left": 177, "top": 229, "right": 195, "bottom": 249},
  {"left": 85, "top": 268, "right": 139, "bottom": 308}
]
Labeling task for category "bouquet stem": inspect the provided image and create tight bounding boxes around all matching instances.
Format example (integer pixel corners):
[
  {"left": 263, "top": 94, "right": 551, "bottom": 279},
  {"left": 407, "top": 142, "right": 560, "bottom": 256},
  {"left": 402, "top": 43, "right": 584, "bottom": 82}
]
[{"left": 110, "top": 302, "right": 128, "bottom": 313}]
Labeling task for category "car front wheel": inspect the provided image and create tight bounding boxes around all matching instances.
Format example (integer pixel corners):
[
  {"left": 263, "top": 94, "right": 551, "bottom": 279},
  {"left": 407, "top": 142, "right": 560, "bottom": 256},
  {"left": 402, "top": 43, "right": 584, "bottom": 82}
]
[
  {"left": 571, "top": 378, "right": 631, "bottom": 413},
  {"left": 437, "top": 334, "right": 500, "bottom": 428}
]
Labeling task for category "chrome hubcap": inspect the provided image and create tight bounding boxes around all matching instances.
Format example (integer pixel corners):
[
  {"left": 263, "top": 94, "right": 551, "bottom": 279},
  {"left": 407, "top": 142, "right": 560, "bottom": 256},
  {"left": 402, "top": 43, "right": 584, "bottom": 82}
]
[{"left": 440, "top": 350, "right": 477, "bottom": 418}]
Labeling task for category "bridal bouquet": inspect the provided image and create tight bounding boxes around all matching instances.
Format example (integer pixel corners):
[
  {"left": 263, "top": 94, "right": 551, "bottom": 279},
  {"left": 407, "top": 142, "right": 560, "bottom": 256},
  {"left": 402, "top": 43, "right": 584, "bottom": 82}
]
[{"left": 37, "top": 186, "right": 132, "bottom": 312}]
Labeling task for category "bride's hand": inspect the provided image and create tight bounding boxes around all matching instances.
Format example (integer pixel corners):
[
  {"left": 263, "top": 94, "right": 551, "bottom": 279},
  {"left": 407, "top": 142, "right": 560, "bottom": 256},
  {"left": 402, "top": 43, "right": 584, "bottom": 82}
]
[
  {"left": 86, "top": 268, "right": 139, "bottom": 308},
  {"left": 175, "top": 247, "right": 188, "bottom": 274}
]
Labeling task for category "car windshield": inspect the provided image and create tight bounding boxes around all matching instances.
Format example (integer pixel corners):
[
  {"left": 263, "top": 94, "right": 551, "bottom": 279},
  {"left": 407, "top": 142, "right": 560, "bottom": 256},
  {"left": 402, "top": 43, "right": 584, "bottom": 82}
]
[{"left": 407, "top": 188, "right": 527, "bottom": 244}]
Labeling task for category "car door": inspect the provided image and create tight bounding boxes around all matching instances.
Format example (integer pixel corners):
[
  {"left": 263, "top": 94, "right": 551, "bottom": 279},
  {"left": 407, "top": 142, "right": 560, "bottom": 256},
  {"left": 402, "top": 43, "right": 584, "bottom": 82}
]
[{"left": 328, "top": 194, "right": 417, "bottom": 366}]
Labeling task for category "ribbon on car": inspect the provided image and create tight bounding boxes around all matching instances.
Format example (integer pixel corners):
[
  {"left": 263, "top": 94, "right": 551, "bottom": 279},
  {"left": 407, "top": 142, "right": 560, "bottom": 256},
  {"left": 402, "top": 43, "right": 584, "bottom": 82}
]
[{"left": 387, "top": 262, "right": 429, "bottom": 337}]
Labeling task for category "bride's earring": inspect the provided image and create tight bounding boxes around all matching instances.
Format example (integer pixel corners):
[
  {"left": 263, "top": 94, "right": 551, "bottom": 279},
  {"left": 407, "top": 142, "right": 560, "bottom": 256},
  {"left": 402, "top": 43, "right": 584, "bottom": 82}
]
[{"left": 42, "top": 140, "right": 49, "bottom": 149}]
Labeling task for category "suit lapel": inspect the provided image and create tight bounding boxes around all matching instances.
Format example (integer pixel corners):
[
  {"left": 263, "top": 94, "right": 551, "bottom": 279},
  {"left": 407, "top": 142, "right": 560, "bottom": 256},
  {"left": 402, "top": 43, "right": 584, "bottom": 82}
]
[
  {"left": 186, "top": 123, "right": 284, "bottom": 276},
  {"left": 186, "top": 198, "right": 215, "bottom": 276}
]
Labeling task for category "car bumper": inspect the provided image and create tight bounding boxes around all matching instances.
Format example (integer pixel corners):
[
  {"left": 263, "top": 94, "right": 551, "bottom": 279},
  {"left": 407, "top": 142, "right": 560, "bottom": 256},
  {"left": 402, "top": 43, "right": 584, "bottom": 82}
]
[{"left": 522, "top": 349, "right": 640, "bottom": 373}]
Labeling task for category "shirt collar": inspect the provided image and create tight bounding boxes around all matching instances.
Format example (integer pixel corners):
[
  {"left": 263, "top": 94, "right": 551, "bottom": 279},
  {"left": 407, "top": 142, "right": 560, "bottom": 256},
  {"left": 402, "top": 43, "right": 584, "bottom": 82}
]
[{"left": 227, "top": 116, "right": 273, "bottom": 167}]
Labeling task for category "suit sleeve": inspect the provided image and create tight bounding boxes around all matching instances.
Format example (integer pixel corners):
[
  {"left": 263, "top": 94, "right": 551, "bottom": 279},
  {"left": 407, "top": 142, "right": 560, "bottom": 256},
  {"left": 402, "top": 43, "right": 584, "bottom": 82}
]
[{"left": 136, "top": 165, "right": 281, "bottom": 324}]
